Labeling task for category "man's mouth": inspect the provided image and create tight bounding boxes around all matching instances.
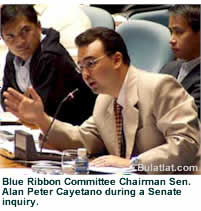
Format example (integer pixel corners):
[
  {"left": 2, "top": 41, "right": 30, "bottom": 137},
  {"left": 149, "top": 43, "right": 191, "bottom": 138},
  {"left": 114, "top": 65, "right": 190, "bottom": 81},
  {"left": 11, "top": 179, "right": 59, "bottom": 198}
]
[
  {"left": 18, "top": 47, "right": 29, "bottom": 53},
  {"left": 172, "top": 47, "right": 179, "bottom": 52},
  {"left": 88, "top": 81, "right": 96, "bottom": 88}
]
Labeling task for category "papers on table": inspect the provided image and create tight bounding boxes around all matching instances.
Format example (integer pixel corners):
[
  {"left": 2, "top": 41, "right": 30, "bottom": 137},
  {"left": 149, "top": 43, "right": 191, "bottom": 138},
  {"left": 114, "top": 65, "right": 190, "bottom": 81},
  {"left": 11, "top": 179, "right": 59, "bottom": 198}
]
[
  {"left": 0, "top": 125, "right": 41, "bottom": 154},
  {"left": 89, "top": 166, "right": 136, "bottom": 174},
  {"left": 0, "top": 125, "right": 41, "bottom": 142},
  {"left": 0, "top": 112, "right": 18, "bottom": 123}
]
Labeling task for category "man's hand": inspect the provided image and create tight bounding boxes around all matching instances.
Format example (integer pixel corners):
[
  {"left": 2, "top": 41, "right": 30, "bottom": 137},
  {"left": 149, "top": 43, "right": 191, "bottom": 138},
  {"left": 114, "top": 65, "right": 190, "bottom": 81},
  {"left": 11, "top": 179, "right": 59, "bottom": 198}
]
[
  {"left": 90, "top": 155, "right": 130, "bottom": 168},
  {"left": 3, "top": 87, "right": 44, "bottom": 126}
]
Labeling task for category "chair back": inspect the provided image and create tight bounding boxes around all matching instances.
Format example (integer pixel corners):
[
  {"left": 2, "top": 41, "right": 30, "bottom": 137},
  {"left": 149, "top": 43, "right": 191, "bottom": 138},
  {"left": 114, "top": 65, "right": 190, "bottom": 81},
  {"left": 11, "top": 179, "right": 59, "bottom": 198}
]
[
  {"left": 117, "top": 20, "right": 175, "bottom": 73},
  {"left": 129, "top": 9, "right": 169, "bottom": 27},
  {"left": 81, "top": 6, "right": 115, "bottom": 29}
]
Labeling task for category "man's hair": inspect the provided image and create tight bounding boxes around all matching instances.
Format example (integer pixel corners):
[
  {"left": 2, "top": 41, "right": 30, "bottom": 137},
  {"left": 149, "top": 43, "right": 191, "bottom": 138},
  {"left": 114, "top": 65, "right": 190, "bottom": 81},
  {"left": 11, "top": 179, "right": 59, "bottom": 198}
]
[
  {"left": 75, "top": 27, "right": 130, "bottom": 66},
  {"left": 169, "top": 5, "right": 200, "bottom": 32},
  {"left": 1, "top": 5, "right": 38, "bottom": 33}
]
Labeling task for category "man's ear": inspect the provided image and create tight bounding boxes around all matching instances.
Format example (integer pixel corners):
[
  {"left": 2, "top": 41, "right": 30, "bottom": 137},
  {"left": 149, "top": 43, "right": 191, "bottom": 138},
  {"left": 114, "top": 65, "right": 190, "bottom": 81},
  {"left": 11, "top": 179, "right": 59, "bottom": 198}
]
[{"left": 113, "top": 51, "right": 123, "bottom": 69}]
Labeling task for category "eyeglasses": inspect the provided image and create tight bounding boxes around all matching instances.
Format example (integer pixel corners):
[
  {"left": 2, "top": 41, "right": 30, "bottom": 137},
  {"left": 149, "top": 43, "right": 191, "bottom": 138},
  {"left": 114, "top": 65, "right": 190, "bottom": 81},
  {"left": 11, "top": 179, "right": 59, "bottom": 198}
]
[{"left": 76, "top": 55, "right": 106, "bottom": 74}]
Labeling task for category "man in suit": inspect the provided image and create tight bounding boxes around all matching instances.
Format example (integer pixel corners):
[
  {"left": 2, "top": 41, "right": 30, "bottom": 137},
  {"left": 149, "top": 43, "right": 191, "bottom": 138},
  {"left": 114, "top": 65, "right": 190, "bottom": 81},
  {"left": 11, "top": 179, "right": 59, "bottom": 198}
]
[
  {"left": 160, "top": 5, "right": 200, "bottom": 118},
  {"left": 4, "top": 27, "right": 200, "bottom": 174},
  {"left": 0, "top": 5, "right": 96, "bottom": 125}
]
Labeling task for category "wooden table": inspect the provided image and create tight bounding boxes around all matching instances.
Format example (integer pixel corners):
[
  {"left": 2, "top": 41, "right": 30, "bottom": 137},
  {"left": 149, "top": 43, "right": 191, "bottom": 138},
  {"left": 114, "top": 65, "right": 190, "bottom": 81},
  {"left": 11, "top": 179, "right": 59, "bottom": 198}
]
[{"left": 0, "top": 149, "right": 25, "bottom": 168}]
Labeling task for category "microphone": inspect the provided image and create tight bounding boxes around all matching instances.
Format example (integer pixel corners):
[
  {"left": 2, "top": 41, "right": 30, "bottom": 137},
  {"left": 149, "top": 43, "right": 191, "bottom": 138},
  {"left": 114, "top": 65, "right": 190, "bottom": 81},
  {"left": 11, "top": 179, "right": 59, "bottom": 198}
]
[{"left": 40, "top": 88, "right": 79, "bottom": 153}]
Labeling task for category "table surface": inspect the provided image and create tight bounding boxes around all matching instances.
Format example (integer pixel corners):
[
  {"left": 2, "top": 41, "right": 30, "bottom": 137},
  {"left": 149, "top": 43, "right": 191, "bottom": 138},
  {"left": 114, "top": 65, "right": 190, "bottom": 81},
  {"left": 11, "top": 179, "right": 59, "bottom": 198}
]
[
  {"left": 0, "top": 123, "right": 200, "bottom": 174},
  {"left": 0, "top": 149, "right": 26, "bottom": 168}
]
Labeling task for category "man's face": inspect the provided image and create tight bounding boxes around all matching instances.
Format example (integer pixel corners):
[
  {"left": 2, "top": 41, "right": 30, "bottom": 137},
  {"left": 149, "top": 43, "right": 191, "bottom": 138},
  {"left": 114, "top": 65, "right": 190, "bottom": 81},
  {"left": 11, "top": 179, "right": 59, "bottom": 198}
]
[
  {"left": 77, "top": 40, "right": 116, "bottom": 95},
  {"left": 169, "top": 15, "right": 200, "bottom": 61},
  {"left": 2, "top": 15, "right": 41, "bottom": 61}
]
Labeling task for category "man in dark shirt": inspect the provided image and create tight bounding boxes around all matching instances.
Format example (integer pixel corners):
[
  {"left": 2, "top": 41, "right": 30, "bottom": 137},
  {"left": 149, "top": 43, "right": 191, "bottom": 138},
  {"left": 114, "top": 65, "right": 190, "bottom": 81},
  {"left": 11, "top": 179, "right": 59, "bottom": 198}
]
[
  {"left": 0, "top": 5, "right": 96, "bottom": 125},
  {"left": 160, "top": 5, "right": 200, "bottom": 118}
]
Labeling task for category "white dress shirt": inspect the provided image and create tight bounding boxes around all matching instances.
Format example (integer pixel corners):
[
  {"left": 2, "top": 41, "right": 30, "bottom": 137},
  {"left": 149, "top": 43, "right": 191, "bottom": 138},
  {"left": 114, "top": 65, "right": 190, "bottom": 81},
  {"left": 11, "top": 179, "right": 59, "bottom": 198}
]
[{"left": 14, "top": 56, "right": 32, "bottom": 93}]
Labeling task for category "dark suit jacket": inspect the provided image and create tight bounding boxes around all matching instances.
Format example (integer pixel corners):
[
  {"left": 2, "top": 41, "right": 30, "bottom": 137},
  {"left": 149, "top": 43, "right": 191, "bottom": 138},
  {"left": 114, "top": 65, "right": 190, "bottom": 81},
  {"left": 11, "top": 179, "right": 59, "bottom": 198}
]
[
  {"left": 160, "top": 60, "right": 200, "bottom": 119},
  {"left": 0, "top": 28, "right": 96, "bottom": 125}
]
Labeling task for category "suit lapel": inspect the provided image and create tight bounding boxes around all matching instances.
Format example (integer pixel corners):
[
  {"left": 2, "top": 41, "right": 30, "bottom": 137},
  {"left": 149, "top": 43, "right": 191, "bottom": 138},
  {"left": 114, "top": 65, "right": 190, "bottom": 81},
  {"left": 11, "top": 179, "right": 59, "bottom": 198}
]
[
  {"left": 124, "top": 67, "right": 139, "bottom": 158},
  {"left": 124, "top": 104, "right": 139, "bottom": 158},
  {"left": 181, "top": 64, "right": 200, "bottom": 89}
]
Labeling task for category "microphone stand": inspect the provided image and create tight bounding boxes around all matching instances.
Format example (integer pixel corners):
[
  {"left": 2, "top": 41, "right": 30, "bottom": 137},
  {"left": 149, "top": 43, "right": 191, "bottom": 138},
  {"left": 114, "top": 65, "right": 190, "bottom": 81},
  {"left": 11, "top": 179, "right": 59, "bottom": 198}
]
[{"left": 40, "top": 88, "right": 79, "bottom": 153}]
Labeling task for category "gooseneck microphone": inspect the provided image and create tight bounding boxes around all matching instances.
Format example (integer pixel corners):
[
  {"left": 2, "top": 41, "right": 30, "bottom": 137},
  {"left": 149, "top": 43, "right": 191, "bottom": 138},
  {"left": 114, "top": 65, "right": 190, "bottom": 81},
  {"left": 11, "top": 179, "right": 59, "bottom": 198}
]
[{"left": 40, "top": 88, "right": 79, "bottom": 153}]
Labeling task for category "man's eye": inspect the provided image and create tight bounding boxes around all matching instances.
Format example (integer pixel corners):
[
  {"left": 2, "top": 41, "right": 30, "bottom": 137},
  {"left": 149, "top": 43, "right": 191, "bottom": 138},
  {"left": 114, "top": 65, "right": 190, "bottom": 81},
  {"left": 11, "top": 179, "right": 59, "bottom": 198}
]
[
  {"left": 87, "top": 60, "right": 95, "bottom": 67},
  {"left": 168, "top": 28, "right": 172, "bottom": 34},
  {"left": 5, "top": 35, "right": 14, "bottom": 41},
  {"left": 174, "top": 29, "right": 184, "bottom": 35},
  {"left": 21, "top": 28, "right": 30, "bottom": 36},
  {"left": 23, "top": 27, "right": 30, "bottom": 33}
]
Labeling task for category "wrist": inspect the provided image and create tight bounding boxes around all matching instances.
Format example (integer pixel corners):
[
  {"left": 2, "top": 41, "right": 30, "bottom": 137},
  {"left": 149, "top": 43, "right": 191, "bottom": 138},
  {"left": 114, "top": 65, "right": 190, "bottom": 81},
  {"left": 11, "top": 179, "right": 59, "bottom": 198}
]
[
  {"left": 120, "top": 158, "right": 131, "bottom": 168},
  {"left": 130, "top": 156, "right": 141, "bottom": 169},
  {"left": 39, "top": 113, "right": 52, "bottom": 133}
]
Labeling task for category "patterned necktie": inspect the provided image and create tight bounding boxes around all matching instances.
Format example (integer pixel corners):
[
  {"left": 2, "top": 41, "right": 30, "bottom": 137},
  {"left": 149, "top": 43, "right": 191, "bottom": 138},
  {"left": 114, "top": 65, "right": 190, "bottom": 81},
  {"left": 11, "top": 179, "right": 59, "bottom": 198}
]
[{"left": 114, "top": 99, "right": 125, "bottom": 157}]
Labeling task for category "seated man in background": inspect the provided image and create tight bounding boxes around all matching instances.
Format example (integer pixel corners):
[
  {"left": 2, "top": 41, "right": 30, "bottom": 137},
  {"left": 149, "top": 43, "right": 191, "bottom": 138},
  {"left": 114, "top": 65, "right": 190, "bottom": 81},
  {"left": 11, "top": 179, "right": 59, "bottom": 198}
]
[
  {"left": 0, "top": 5, "right": 96, "bottom": 125},
  {"left": 0, "top": 37, "right": 7, "bottom": 87},
  {"left": 0, "top": 5, "right": 7, "bottom": 88},
  {"left": 4, "top": 27, "right": 200, "bottom": 174},
  {"left": 0, "top": 4, "right": 91, "bottom": 90},
  {"left": 160, "top": 5, "right": 200, "bottom": 118}
]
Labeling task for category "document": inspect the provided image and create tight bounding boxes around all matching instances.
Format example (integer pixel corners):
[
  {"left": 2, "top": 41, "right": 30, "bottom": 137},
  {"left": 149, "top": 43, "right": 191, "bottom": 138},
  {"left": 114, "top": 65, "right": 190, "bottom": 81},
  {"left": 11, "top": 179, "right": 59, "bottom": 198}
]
[
  {"left": 89, "top": 166, "right": 136, "bottom": 174},
  {"left": 0, "top": 112, "right": 18, "bottom": 123}
]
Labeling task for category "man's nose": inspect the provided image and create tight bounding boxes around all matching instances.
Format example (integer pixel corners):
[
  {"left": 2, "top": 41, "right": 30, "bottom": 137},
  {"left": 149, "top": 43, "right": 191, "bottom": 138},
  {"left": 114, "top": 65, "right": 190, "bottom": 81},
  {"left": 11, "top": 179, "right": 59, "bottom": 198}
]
[
  {"left": 82, "top": 69, "right": 89, "bottom": 80},
  {"left": 169, "top": 34, "right": 176, "bottom": 46},
  {"left": 15, "top": 36, "right": 26, "bottom": 49}
]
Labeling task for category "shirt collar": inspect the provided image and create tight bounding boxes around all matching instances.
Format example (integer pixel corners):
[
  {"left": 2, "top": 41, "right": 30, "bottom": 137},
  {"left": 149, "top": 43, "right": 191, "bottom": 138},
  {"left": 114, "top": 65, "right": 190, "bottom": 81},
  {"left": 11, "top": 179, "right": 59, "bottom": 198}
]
[
  {"left": 181, "top": 57, "right": 200, "bottom": 72},
  {"left": 14, "top": 56, "right": 32, "bottom": 67}
]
